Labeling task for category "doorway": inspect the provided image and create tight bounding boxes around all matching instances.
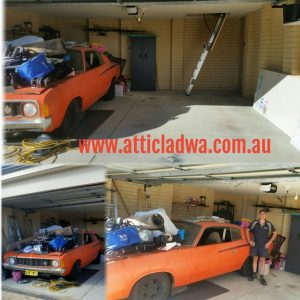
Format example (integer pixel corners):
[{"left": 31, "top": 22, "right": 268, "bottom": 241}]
[{"left": 130, "top": 36, "right": 156, "bottom": 91}]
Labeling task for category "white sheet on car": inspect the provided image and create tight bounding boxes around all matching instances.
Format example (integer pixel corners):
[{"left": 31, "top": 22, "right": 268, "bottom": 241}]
[
  {"left": 39, "top": 225, "right": 62, "bottom": 234},
  {"left": 134, "top": 208, "right": 178, "bottom": 235},
  {"left": 4, "top": 35, "right": 44, "bottom": 48}
]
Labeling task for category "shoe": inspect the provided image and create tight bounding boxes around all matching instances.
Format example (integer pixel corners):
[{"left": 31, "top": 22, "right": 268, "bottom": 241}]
[
  {"left": 248, "top": 273, "right": 257, "bottom": 281},
  {"left": 260, "top": 276, "right": 267, "bottom": 286}
]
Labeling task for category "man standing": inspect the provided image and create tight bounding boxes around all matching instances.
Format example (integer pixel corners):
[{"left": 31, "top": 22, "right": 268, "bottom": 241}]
[{"left": 246, "top": 209, "right": 277, "bottom": 286}]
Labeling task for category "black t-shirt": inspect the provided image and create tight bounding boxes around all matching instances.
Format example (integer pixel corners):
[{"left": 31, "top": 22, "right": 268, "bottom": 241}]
[{"left": 248, "top": 220, "right": 275, "bottom": 247}]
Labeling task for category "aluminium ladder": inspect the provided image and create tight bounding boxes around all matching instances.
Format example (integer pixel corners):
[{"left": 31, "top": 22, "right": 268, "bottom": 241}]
[{"left": 186, "top": 13, "right": 228, "bottom": 96}]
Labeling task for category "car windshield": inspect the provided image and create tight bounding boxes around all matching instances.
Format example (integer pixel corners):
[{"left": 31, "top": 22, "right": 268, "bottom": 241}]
[
  {"left": 173, "top": 221, "right": 201, "bottom": 246},
  {"left": 66, "top": 49, "right": 83, "bottom": 72},
  {"left": 74, "top": 233, "right": 83, "bottom": 246}
]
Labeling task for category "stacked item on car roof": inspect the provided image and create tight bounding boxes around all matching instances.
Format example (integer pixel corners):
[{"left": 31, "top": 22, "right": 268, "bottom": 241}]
[
  {"left": 12, "top": 225, "right": 80, "bottom": 254},
  {"left": 106, "top": 208, "right": 185, "bottom": 256},
  {"left": 3, "top": 36, "right": 74, "bottom": 88}
]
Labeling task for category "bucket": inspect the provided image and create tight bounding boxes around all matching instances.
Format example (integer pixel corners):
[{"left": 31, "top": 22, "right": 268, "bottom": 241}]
[{"left": 12, "top": 271, "right": 22, "bottom": 282}]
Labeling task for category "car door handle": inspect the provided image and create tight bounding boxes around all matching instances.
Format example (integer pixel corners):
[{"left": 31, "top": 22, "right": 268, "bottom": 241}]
[{"left": 231, "top": 249, "right": 237, "bottom": 254}]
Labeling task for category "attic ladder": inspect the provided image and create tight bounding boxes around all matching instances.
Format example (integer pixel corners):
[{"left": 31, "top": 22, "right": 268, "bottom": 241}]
[{"left": 186, "top": 13, "right": 228, "bottom": 96}]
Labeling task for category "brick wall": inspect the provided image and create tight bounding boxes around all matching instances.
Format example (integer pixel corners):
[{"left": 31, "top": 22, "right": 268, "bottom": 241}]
[
  {"left": 183, "top": 18, "right": 243, "bottom": 91},
  {"left": 242, "top": 4, "right": 300, "bottom": 98},
  {"left": 106, "top": 179, "right": 174, "bottom": 217},
  {"left": 5, "top": 8, "right": 61, "bottom": 39},
  {"left": 172, "top": 184, "right": 214, "bottom": 219},
  {"left": 85, "top": 17, "right": 243, "bottom": 91}
]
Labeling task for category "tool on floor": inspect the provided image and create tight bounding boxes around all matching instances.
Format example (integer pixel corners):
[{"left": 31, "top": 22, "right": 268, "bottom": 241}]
[{"left": 186, "top": 13, "right": 228, "bottom": 96}]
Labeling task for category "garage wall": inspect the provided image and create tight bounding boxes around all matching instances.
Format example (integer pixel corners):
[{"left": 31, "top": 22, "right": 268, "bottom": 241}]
[
  {"left": 39, "top": 210, "right": 104, "bottom": 235},
  {"left": 214, "top": 192, "right": 259, "bottom": 221},
  {"left": 5, "top": 9, "right": 60, "bottom": 40},
  {"left": 183, "top": 18, "right": 243, "bottom": 91},
  {"left": 2, "top": 208, "right": 40, "bottom": 251},
  {"left": 172, "top": 184, "right": 214, "bottom": 218},
  {"left": 106, "top": 180, "right": 174, "bottom": 216},
  {"left": 242, "top": 3, "right": 300, "bottom": 98},
  {"left": 90, "top": 17, "right": 243, "bottom": 91}
]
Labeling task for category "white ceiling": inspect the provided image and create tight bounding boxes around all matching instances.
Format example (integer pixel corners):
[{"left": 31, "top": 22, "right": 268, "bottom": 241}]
[
  {"left": 50, "top": 203, "right": 106, "bottom": 214},
  {"left": 8, "top": 2, "right": 268, "bottom": 19},
  {"left": 108, "top": 163, "right": 300, "bottom": 197},
  {"left": 186, "top": 181, "right": 300, "bottom": 197}
]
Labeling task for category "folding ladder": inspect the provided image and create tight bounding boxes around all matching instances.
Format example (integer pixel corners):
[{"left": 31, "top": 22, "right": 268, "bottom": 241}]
[{"left": 186, "top": 13, "right": 228, "bottom": 96}]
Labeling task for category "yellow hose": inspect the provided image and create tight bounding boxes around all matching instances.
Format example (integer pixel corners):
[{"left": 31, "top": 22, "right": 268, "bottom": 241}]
[
  {"left": 15, "top": 139, "right": 72, "bottom": 164},
  {"left": 48, "top": 279, "right": 78, "bottom": 292},
  {"left": 4, "top": 145, "right": 21, "bottom": 158}
]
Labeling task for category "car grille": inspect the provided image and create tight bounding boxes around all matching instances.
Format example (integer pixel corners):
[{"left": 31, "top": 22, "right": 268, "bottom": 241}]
[
  {"left": 16, "top": 257, "right": 52, "bottom": 267},
  {"left": 4, "top": 103, "right": 22, "bottom": 117}
]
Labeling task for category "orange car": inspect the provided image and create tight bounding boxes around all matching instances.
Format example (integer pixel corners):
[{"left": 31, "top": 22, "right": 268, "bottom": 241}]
[
  {"left": 3, "top": 231, "right": 104, "bottom": 280},
  {"left": 106, "top": 220, "right": 253, "bottom": 300},
  {"left": 4, "top": 46, "right": 120, "bottom": 136}
]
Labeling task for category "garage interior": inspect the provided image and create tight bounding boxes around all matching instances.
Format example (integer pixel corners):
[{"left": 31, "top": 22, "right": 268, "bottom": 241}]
[
  {"left": 4, "top": 1, "right": 300, "bottom": 164},
  {"left": 107, "top": 163, "right": 300, "bottom": 299},
  {"left": 1, "top": 165, "right": 107, "bottom": 300}
]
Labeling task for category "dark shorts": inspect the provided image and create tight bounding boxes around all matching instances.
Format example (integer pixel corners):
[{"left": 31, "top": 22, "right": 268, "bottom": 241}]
[{"left": 250, "top": 246, "right": 268, "bottom": 258}]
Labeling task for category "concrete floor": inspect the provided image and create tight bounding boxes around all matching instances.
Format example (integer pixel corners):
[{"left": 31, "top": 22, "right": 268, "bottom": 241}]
[
  {"left": 3, "top": 266, "right": 299, "bottom": 300},
  {"left": 7, "top": 90, "right": 300, "bottom": 165},
  {"left": 175, "top": 270, "right": 300, "bottom": 300},
  {"left": 2, "top": 262, "right": 104, "bottom": 300}
]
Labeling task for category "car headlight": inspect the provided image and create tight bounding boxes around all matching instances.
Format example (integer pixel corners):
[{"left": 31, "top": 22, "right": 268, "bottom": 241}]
[
  {"left": 52, "top": 260, "right": 59, "bottom": 268},
  {"left": 4, "top": 104, "right": 12, "bottom": 116},
  {"left": 22, "top": 103, "right": 37, "bottom": 117},
  {"left": 9, "top": 257, "right": 15, "bottom": 265}
]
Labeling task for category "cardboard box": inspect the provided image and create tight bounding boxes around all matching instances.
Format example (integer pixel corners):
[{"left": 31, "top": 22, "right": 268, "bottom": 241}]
[{"left": 115, "top": 84, "right": 124, "bottom": 97}]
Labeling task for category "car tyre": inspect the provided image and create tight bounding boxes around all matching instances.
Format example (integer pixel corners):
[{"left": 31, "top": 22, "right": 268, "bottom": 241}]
[
  {"left": 102, "top": 78, "right": 115, "bottom": 101},
  {"left": 92, "top": 251, "right": 102, "bottom": 264},
  {"left": 67, "top": 261, "right": 81, "bottom": 281},
  {"left": 57, "top": 100, "right": 81, "bottom": 138},
  {"left": 2, "top": 268, "right": 12, "bottom": 280},
  {"left": 240, "top": 256, "right": 253, "bottom": 277},
  {"left": 129, "top": 273, "right": 171, "bottom": 300}
]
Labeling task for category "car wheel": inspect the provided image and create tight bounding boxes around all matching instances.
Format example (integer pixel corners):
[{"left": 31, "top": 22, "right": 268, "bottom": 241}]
[
  {"left": 2, "top": 268, "right": 12, "bottom": 280},
  {"left": 57, "top": 100, "right": 81, "bottom": 138},
  {"left": 67, "top": 261, "right": 81, "bottom": 281},
  {"left": 129, "top": 273, "right": 171, "bottom": 300},
  {"left": 102, "top": 78, "right": 115, "bottom": 101},
  {"left": 92, "top": 251, "right": 101, "bottom": 264},
  {"left": 240, "top": 256, "right": 253, "bottom": 277}
]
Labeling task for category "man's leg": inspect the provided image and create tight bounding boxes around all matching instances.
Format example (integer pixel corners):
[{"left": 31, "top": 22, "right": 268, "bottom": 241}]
[
  {"left": 253, "top": 256, "right": 259, "bottom": 273},
  {"left": 248, "top": 254, "right": 258, "bottom": 281},
  {"left": 259, "top": 255, "right": 267, "bottom": 286}
]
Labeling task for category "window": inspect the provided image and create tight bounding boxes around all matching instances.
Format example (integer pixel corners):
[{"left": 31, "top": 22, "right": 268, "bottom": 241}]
[
  {"left": 74, "top": 233, "right": 83, "bottom": 246},
  {"left": 85, "top": 51, "right": 102, "bottom": 70},
  {"left": 173, "top": 221, "right": 201, "bottom": 246},
  {"left": 198, "top": 226, "right": 233, "bottom": 246},
  {"left": 66, "top": 50, "right": 83, "bottom": 72},
  {"left": 230, "top": 227, "right": 242, "bottom": 241},
  {"left": 84, "top": 233, "right": 93, "bottom": 245}
]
